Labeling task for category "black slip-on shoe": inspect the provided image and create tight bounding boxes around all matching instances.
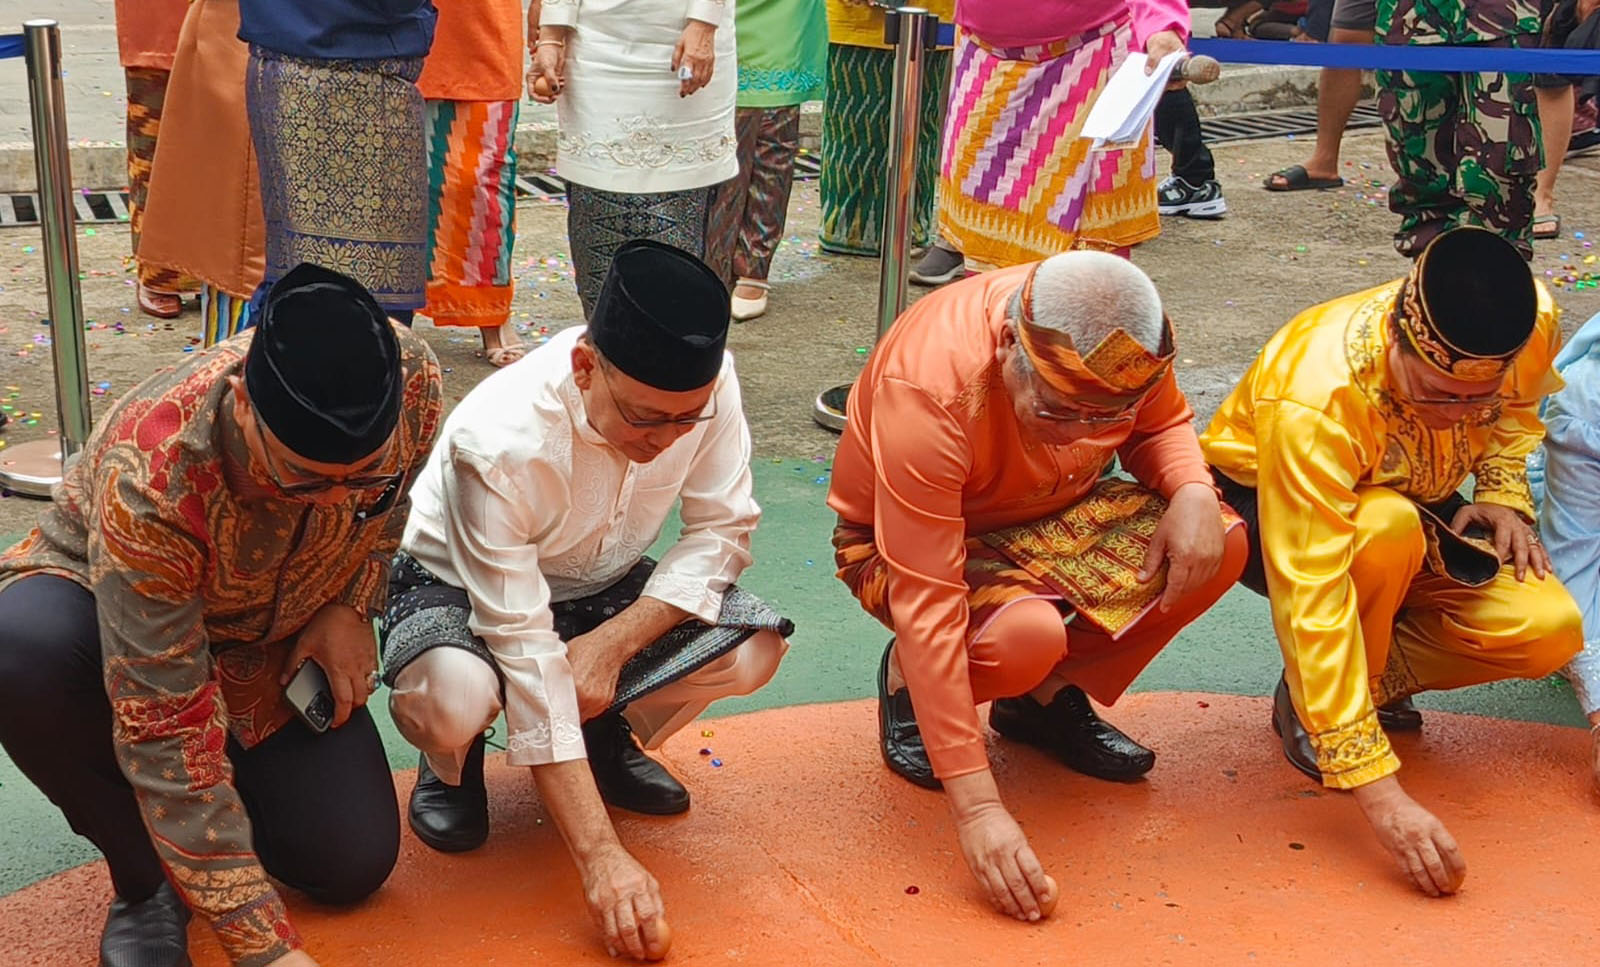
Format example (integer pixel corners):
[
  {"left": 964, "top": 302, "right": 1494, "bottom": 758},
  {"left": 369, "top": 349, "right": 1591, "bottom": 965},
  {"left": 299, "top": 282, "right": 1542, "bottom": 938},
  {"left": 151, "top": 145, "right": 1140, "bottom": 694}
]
[
  {"left": 584, "top": 712, "right": 691, "bottom": 816},
  {"left": 990, "top": 686, "right": 1155, "bottom": 782},
  {"left": 877, "top": 639, "right": 941, "bottom": 789},
  {"left": 99, "top": 881, "right": 191, "bottom": 967},
  {"left": 408, "top": 734, "right": 489, "bottom": 853}
]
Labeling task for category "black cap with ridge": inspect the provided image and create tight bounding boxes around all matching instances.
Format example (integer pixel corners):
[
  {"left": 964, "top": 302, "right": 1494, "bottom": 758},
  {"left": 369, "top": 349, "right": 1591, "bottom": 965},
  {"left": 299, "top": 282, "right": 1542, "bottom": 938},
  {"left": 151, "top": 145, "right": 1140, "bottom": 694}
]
[
  {"left": 588, "top": 240, "right": 730, "bottom": 392},
  {"left": 1396, "top": 227, "right": 1538, "bottom": 380},
  {"left": 243, "top": 263, "right": 402, "bottom": 463}
]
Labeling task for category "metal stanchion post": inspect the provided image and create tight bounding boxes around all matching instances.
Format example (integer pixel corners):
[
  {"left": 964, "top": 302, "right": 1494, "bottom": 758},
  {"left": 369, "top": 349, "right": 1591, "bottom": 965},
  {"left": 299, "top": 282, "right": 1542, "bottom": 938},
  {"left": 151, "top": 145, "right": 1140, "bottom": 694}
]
[
  {"left": 3, "top": 20, "right": 94, "bottom": 497},
  {"left": 873, "top": 6, "right": 931, "bottom": 336},
  {"left": 813, "top": 6, "right": 936, "bottom": 433}
]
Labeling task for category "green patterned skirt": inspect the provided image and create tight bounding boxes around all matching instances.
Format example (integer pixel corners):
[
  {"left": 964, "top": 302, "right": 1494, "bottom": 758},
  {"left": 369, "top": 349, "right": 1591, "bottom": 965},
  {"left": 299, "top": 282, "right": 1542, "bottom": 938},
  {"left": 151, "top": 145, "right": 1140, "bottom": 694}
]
[{"left": 819, "top": 44, "right": 950, "bottom": 256}]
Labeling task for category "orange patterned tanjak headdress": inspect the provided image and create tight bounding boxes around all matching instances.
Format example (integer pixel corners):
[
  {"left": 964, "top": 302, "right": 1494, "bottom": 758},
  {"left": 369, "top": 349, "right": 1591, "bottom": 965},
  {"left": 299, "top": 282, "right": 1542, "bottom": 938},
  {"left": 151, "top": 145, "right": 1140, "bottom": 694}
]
[
  {"left": 1391, "top": 227, "right": 1536, "bottom": 382},
  {"left": 1014, "top": 263, "right": 1176, "bottom": 399}
]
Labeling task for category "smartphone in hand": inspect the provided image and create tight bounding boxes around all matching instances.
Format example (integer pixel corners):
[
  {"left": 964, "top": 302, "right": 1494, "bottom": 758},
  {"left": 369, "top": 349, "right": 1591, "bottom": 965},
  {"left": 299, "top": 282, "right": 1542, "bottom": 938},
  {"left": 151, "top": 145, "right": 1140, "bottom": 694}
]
[{"left": 285, "top": 659, "right": 335, "bottom": 733}]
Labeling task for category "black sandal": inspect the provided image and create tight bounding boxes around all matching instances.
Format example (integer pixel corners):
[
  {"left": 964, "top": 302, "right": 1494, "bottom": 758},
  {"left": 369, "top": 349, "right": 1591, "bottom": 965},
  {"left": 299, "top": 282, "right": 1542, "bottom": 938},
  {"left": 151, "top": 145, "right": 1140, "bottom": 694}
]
[{"left": 1264, "top": 164, "right": 1345, "bottom": 192}]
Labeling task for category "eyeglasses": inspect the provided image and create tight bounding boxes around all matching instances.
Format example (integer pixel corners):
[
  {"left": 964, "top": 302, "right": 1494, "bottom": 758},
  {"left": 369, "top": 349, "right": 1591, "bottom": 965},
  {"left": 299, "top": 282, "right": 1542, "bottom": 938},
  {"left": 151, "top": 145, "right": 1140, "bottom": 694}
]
[
  {"left": 1015, "top": 351, "right": 1143, "bottom": 425},
  {"left": 1032, "top": 402, "right": 1139, "bottom": 425},
  {"left": 1404, "top": 389, "right": 1517, "bottom": 408},
  {"left": 595, "top": 359, "right": 718, "bottom": 428},
  {"left": 1392, "top": 339, "right": 1516, "bottom": 410},
  {"left": 254, "top": 415, "right": 406, "bottom": 519}
]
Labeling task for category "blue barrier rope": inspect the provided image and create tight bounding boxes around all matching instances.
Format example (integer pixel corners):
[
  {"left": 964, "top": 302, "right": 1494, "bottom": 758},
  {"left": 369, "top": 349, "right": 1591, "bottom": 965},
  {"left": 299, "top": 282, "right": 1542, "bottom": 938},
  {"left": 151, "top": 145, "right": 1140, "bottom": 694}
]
[
  {"left": 1190, "top": 36, "right": 1600, "bottom": 74},
  {"left": 0, "top": 33, "right": 23, "bottom": 60}
]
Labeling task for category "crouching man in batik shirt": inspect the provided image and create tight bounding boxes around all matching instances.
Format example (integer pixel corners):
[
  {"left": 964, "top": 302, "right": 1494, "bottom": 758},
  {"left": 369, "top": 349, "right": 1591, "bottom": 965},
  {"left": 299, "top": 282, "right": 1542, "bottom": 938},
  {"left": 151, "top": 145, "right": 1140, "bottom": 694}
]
[
  {"left": 827, "top": 250, "right": 1247, "bottom": 922},
  {"left": 380, "top": 240, "right": 792, "bottom": 962},
  {"left": 0, "top": 264, "right": 444, "bottom": 967},
  {"left": 1202, "top": 227, "right": 1584, "bottom": 898}
]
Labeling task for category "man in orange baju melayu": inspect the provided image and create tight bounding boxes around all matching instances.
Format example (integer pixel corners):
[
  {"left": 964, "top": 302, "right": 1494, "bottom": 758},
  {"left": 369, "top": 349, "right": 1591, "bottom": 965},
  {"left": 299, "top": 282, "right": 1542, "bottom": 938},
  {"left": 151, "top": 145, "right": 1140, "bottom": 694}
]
[{"left": 828, "top": 250, "right": 1246, "bottom": 920}]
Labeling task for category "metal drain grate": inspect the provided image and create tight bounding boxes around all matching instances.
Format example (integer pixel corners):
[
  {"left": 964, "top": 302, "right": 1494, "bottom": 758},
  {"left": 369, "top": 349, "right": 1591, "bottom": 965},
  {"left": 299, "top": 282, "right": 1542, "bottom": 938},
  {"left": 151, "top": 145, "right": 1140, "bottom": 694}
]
[
  {"left": 0, "top": 188, "right": 131, "bottom": 228},
  {"left": 1201, "top": 101, "right": 1384, "bottom": 145},
  {"left": 514, "top": 172, "right": 567, "bottom": 199},
  {"left": 792, "top": 149, "right": 821, "bottom": 182},
  {"left": 0, "top": 108, "right": 1383, "bottom": 228}
]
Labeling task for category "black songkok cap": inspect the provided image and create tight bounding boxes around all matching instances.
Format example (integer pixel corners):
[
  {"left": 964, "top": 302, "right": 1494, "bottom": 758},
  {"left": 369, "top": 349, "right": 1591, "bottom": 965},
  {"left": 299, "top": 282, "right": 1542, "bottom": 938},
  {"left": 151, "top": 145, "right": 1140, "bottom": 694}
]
[
  {"left": 1398, "top": 227, "right": 1537, "bottom": 380},
  {"left": 588, "top": 240, "right": 730, "bottom": 392},
  {"left": 244, "top": 263, "right": 402, "bottom": 464}
]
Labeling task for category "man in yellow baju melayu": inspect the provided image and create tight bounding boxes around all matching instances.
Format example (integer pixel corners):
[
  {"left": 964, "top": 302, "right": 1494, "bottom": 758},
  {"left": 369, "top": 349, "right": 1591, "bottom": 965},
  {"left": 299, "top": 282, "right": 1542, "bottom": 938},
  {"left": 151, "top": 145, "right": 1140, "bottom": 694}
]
[{"left": 1201, "top": 227, "right": 1584, "bottom": 897}]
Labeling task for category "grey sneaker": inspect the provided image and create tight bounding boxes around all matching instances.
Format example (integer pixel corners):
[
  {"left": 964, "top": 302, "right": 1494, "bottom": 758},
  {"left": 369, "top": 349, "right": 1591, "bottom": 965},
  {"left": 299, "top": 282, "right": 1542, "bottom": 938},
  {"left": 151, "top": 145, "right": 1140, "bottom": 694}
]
[
  {"left": 909, "top": 245, "right": 966, "bottom": 286},
  {"left": 1157, "top": 176, "right": 1228, "bottom": 218}
]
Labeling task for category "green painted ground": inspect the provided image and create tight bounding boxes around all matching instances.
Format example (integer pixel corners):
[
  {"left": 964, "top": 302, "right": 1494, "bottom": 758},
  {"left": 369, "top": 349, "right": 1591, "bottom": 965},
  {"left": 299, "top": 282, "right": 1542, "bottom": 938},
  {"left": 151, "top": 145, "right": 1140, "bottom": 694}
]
[{"left": 0, "top": 460, "right": 1586, "bottom": 895}]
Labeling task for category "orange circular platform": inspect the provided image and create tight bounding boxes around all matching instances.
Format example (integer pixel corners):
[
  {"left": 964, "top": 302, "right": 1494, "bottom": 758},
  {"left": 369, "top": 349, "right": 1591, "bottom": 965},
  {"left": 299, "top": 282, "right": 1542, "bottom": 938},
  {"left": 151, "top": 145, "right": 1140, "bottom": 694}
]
[{"left": 5, "top": 693, "right": 1598, "bottom": 965}]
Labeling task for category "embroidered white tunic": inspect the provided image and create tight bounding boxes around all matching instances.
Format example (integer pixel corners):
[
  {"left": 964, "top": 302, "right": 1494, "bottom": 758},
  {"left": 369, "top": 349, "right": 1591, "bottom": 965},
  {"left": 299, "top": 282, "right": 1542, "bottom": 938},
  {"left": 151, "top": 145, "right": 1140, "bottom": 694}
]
[
  {"left": 543, "top": 0, "right": 739, "bottom": 192},
  {"left": 401, "top": 326, "right": 760, "bottom": 766}
]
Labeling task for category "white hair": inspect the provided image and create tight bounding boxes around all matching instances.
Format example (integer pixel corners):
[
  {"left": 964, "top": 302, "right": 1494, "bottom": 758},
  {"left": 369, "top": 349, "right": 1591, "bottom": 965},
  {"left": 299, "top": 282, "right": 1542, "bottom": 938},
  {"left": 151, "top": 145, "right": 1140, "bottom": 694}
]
[{"left": 1019, "top": 251, "right": 1164, "bottom": 353}]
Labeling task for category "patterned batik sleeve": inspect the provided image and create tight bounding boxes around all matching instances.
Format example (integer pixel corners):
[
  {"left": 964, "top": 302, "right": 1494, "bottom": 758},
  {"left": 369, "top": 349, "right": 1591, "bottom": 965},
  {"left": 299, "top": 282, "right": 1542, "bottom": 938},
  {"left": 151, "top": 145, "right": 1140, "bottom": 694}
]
[
  {"left": 90, "top": 467, "right": 301, "bottom": 967},
  {"left": 343, "top": 329, "right": 447, "bottom": 617}
]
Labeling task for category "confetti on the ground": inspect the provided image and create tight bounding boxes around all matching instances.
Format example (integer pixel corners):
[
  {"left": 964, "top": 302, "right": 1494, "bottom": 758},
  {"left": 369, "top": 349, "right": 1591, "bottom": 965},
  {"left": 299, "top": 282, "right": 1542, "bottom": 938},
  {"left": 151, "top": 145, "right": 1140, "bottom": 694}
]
[{"left": 905, "top": 886, "right": 920, "bottom": 895}]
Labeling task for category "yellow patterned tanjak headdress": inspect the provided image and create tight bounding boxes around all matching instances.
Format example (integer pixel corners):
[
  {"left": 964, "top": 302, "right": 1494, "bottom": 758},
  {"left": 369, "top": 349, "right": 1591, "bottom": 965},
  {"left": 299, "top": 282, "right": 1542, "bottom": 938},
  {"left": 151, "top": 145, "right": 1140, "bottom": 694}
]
[
  {"left": 1391, "top": 227, "right": 1536, "bottom": 382},
  {"left": 1014, "top": 263, "right": 1175, "bottom": 399}
]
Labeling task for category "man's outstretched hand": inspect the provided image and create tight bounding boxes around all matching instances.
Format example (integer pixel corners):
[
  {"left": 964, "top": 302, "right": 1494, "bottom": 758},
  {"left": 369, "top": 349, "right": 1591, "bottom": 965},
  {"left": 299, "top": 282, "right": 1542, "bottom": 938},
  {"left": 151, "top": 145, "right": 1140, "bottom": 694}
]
[{"left": 1353, "top": 776, "right": 1467, "bottom": 897}]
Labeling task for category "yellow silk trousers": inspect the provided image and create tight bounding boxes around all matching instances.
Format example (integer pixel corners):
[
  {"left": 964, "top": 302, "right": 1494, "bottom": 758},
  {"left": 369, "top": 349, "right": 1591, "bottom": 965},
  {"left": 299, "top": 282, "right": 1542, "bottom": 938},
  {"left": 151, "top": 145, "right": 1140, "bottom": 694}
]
[{"left": 1345, "top": 487, "right": 1582, "bottom": 705}]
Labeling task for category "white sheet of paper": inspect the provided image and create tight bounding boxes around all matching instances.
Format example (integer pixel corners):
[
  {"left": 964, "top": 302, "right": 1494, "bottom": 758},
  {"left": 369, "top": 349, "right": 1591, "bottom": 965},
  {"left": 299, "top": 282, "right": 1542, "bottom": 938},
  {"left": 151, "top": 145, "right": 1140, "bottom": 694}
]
[{"left": 1079, "top": 50, "right": 1185, "bottom": 149}]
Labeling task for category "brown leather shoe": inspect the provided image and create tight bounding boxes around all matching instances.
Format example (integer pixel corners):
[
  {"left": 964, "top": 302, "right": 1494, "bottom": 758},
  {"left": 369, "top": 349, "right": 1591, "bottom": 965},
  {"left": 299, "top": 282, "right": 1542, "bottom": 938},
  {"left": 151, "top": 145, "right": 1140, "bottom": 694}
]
[
  {"left": 1270, "top": 677, "right": 1322, "bottom": 783},
  {"left": 1376, "top": 696, "right": 1423, "bottom": 731}
]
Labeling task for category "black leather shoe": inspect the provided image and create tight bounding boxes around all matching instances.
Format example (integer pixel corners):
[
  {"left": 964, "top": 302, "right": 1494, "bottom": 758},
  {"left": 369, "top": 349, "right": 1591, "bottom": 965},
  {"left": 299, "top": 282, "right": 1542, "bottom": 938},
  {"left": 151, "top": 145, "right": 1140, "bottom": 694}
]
[
  {"left": 408, "top": 735, "right": 489, "bottom": 853},
  {"left": 99, "top": 881, "right": 191, "bottom": 967},
  {"left": 990, "top": 686, "right": 1155, "bottom": 781},
  {"left": 877, "top": 640, "right": 941, "bottom": 790},
  {"left": 1270, "top": 677, "right": 1322, "bottom": 783},
  {"left": 1377, "top": 696, "right": 1423, "bottom": 732},
  {"left": 584, "top": 712, "right": 690, "bottom": 815}
]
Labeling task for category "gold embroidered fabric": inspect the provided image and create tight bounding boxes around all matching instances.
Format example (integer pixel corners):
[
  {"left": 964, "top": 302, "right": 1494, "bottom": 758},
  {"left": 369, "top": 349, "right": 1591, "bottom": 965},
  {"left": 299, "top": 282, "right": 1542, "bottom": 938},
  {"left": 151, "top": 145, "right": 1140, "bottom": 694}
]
[
  {"left": 1015, "top": 264, "right": 1176, "bottom": 398},
  {"left": 1416, "top": 502, "right": 1500, "bottom": 588},
  {"left": 1312, "top": 710, "right": 1399, "bottom": 787},
  {"left": 978, "top": 479, "right": 1243, "bottom": 638}
]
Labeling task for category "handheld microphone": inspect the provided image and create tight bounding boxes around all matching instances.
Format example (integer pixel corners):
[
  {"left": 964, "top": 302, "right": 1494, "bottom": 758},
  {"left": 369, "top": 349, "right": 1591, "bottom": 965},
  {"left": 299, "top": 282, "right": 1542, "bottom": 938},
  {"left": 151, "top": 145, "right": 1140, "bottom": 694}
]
[{"left": 1176, "top": 54, "right": 1222, "bottom": 84}]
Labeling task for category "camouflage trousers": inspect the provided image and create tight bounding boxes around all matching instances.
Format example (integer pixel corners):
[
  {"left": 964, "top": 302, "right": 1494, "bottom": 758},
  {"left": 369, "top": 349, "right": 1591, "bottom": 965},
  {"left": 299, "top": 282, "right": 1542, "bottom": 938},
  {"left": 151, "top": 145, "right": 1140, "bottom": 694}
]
[{"left": 1377, "top": 41, "right": 1542, "bottom": 260}]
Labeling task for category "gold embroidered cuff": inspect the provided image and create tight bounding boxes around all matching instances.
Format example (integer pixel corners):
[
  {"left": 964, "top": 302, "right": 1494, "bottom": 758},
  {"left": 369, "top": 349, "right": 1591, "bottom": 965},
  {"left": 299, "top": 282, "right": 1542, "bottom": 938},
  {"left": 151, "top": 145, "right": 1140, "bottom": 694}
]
[
  {"left": 1310, "top": 711, "right": 1401, "bottom": 790},
  {"left": 1470, "top": 484, "right": 1537, "bottom": 524}
]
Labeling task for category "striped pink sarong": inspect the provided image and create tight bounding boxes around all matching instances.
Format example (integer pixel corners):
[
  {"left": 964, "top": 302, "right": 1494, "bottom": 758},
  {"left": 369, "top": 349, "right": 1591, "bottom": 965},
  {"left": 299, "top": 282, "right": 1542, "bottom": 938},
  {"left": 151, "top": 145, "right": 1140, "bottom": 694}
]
[{"left": 937, "top": 17, "right": 1159, "bottom": 269}]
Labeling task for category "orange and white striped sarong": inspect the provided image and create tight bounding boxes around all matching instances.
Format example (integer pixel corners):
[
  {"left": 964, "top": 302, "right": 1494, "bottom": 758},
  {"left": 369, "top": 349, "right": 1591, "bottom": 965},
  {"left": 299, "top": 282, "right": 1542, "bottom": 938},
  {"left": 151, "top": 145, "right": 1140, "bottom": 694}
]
[{"left": 423, "top": 99, "right": 519, "bottom": 328}]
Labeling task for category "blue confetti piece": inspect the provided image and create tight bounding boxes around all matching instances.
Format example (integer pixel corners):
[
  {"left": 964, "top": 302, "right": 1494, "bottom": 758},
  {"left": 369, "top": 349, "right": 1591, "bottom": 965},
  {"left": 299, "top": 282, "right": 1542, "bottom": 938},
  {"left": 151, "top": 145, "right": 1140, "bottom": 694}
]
[{"left": 710, "top": 758, "right": 723, "bottom": 768}]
